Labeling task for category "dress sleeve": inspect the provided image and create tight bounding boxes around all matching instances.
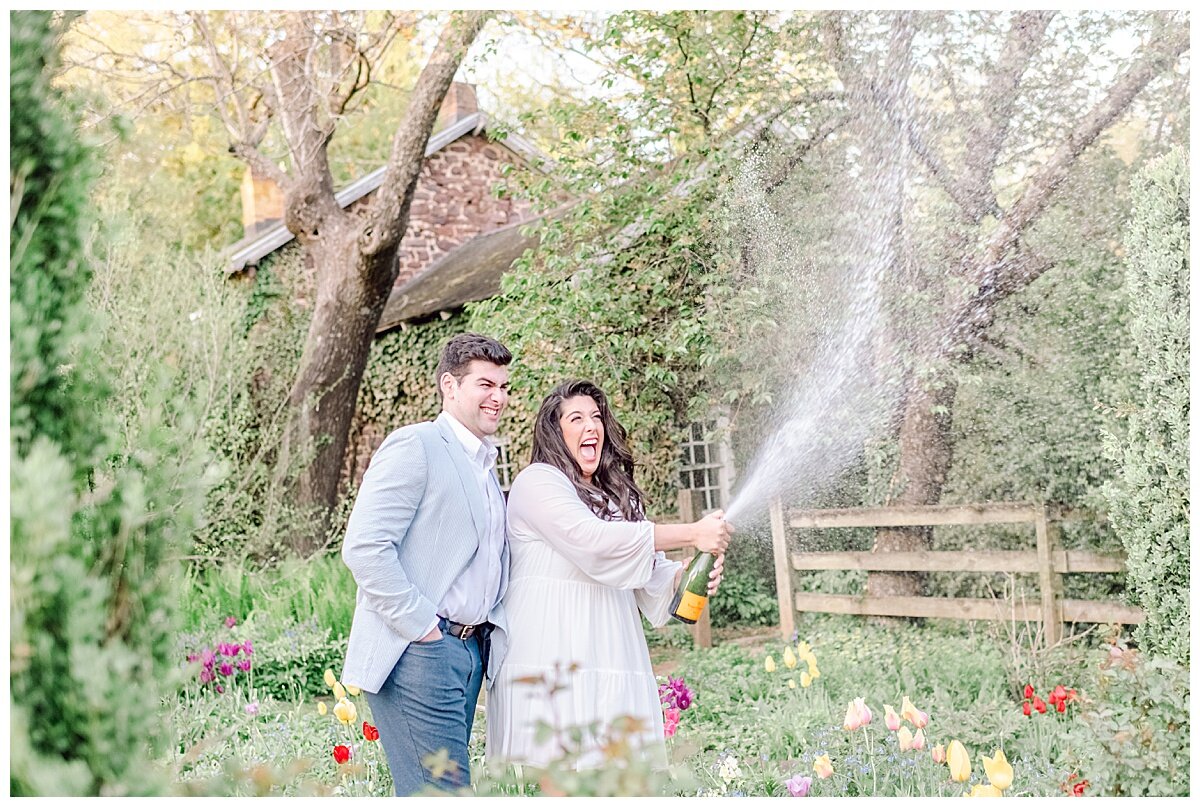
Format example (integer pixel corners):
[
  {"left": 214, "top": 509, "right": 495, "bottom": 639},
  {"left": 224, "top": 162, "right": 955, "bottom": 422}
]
[
  {"left": 507, "top": 464, "right": 655, "bottom": 589},
  {"left": 635, "top": 552, "right": 685, "bottom": 628}
]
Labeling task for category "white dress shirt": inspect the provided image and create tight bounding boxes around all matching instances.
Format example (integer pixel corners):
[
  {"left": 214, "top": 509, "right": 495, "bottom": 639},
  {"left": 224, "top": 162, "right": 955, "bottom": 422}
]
[{"left": 432, "top": 411, "right": 506, "bottom": 630}]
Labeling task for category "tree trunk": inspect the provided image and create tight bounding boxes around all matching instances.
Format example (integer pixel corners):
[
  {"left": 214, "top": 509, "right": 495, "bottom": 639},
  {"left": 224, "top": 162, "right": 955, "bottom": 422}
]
[{"left": 869, "top": 374, "right": 958, "bottom": 599}]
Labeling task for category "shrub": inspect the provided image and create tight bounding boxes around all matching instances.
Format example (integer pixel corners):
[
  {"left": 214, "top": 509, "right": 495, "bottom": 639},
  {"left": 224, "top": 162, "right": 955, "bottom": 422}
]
[
  {"left": 708, "top": 565, "right": 778, "bottom": 627},
  {"left": 1102, "top": 147, "right": 1190, "bottom": 664},
  {"left": 10, "top": 11, "right": 206, "bottom": 794}
]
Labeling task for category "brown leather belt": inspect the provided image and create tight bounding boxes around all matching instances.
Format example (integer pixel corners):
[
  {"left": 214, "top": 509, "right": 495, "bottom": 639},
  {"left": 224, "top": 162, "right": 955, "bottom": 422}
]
[{"left": 441, "top": 617, "right": 489, "bottom": 641}]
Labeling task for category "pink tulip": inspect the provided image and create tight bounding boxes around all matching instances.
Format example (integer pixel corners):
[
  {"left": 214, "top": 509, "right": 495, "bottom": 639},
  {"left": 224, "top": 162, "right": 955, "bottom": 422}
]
[
  {"left": 884, "top": 704, "right": 901, "bottom": 731},
  {"left": 912, "top": 728, "right": 926, "bottom": 750},
  {"left": 898, "top": 726, "right": 914, "bottom": 751},
  {"left": 663, "top": 707, "right": 681, "bottom": 738},
  {"left": 843, "top": 700, "right": 862, "bottom": 731},
  {"left": 854, "top": 698, "right": 872, "bottom": 727},
  {"left": 931, "top": 744, "right": 946, "bottom": 764}
]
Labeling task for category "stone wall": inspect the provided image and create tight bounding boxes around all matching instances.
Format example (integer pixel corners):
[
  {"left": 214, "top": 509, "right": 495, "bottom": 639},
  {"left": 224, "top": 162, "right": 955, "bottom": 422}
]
[{"left": 393, "top": 134, "right": 533, "bottom": 285}]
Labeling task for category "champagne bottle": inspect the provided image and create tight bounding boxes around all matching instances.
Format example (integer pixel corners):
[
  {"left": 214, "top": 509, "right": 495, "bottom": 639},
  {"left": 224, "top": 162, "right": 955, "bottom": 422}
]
[{"left": 670, "top": 552, "right": 716, "bottom": 624}]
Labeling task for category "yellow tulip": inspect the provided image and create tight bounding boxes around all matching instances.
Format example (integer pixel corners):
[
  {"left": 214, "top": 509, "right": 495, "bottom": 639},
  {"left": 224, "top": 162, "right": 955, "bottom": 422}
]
[
  {"left": 783, "top": 647, "right": 798, "bottom": 669},
  {"left": 788, "top": 678, "right": 797, "bottom": 689},
  {"left": 332, "top": 681, "right": 346, "bottom": 701},
  {"left": 800, "top": 671, "right": 813, "bottom": 688},
  {"left": 764, "top": 654, "right": 776, "bottom": 673},
  {"left": 317, "top": 701, "right": 328, "bottom": 716},
  {"left": 947, "top": 740, "right": 971, "bottom": 783},
  {"left": 333, "top": 698, "right": 357, "bottom": 725},
  {"left": 323, "top": 669, "right": 337, "bottom": 688},
  {"left": 965, "top": 784, "right": 1003, "bottom": 797},
  {"left": 797, "top": 640, "right": 812, "bottom": 658},
  {"left": 346, "top": 685, "right": 361, "bottom": 697},
  {"left": 813, "top": 754, "right": 834, "bottom": 779},
  {"left": 982, "top": 748, "right": 1013, "bottom": 791},
  {"left": 898, "top": 726, "right": 914, "bottom": 751},
  {"left": 901, "top": 695, "right": 929, "bottom": 728},
  {"left": 807, "top": 662, "right": 820, "bottom": 679}
]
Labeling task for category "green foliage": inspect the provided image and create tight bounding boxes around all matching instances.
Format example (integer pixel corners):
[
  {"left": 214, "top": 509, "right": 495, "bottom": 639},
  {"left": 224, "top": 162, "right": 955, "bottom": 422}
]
[
  {"left": 708, "top": 565, "right": 778, "bottom": 628},
  {"left": 356, "top": 313, "right": 465, "bottom": 440},
  {"left": 1102, "top": 147, "right": 1190, "bottom": 664},
  {"left": 1062, "top": 643, "right": 1190, "bottom": 796},
  {"left": 10, "top": 11, "right": 207, "bottom": 794}
]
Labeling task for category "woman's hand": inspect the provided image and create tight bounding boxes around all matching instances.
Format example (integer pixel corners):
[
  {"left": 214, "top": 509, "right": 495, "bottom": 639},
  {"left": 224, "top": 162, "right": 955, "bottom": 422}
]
[
  {"left": 692, "top": 510, "right": 732, "bottom": 555},
  {"left": 707, "top": 553, "right": 725, "bottom": 596}
]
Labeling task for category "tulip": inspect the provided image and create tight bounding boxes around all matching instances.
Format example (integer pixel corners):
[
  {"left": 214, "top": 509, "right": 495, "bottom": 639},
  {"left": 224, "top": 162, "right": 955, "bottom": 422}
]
[
  {"left": 346, "top": 685, "right": 361, "bottom": 697},
  {"left": 1050, "top": 685, "right": 1068, "bottom": 704},
  {"left": 1022, "top": 701, "right": 1031, "bottom": 717},
  {"left": 1056, "top": 699, "right": 1066, "bottom": 713},
  {"left": 931, "top": 744, "right": 946, "bottom": 764},
  {"left": 884, "top": 704, "right": 902, "bottom": 731},
  {"left": 800, "top": 671, "right": 812, "bottom": 688},
  {"left": 788, "top": 679, "right": 797, "bottom": 689},
  {"left": 898, "top": 726, "right": 914, "bottom": 751},
  {"left": 1033, "top": 696, "right": 1047, "bottom": 714},
  {"left": 912, "top": 728, "right": 926, "bottom": 751},
  {"left": 333, "top": 744, "right": 351, "bottom": 765},
  {"left": 854, "top": 697, "right": 872, "bottom": 727},
  {"left": 966, "top": 783, "right": 1003, "bottom": 797},
  {"left": 813, "top": 754, "right": 834, "bottom": 779},
  {"left": 333, "top": 698, "right": 357, "bottom": 725},
  {"left": 783, "top": 647, "right": 798, "bottom": 669},
  {"left": 900, "top": 695, "right": 929, "bottom": 728},
  {"left": 333, "top": 681, "right": 347, "bottom": 701},
  {"left": 663, "top": 707, "right": 681, "bottom": 738},
  {"left": 785, "top": 774, "right": 812, "bottom": 797},
  {"left": 363, "top": 722, "right": 380, "bottom": 741},
  {"left": 317, "top": 701, "right": 328, "bottom": 716},
  {"left": 765, "top": 655, "right": 777, "bottom": 673},
  {"left": 843, "top": 701, "right": 862, "bottom": 731},
  {"left": 982, "top": 748, "right": 1013, "bottom": 791},
  {"left": 1023, "top": 683, "right": 1034, "bottom": 700},
  {"left": 947, "top": 740, "right": 971, "bottom": 782},
  {"left": 807, "top": 662, "right": 821, "bottom": 680},
  {"left": 324, "top": 669, "right": 338, "bottom": 688},
  {"left": 797, "top": 641, "right": 813, "bottom": 659}
]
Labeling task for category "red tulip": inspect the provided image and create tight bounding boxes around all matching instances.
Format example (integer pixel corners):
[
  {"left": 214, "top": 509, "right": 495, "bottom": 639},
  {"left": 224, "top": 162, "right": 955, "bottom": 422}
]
[
  {"left": 363, "top": 722, "right": 380, "bottom": 741},
  {"left": 1072, "top": 780, "right": 1088, "bottom": 797},
  {"left": 1033, "top": 696, "right": 1047, "bottom": 714},
  {"left": 1023, "top": 684, "right": 1034, "bottom": 700},
  {"left": 333, "top": 745, "right": 351, "bottom": 764},
  {"left": 1056, "top": 699, "right": 1066, "bottom": 713},
  {"left": 1022, "top": 701, "right": 1032, "bottom": 717}
]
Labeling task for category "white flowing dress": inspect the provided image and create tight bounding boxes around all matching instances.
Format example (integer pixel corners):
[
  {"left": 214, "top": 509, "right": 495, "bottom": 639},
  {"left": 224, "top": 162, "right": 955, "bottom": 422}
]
[{"left": 486, "top": 462, "right": 682, "bottom": 770}]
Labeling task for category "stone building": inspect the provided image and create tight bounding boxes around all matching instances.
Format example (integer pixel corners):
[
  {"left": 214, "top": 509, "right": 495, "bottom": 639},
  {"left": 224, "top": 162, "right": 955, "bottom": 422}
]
[{"left": 223, "top": 83, "right": 735, "bottom": 505}]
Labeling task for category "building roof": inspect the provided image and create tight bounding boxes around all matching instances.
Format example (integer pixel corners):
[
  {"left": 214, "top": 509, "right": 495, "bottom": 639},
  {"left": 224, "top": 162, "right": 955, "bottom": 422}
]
[
  {"left": 375, "top": 213, "right": 545, "bottom": 331},
  {"left": 223, "top": 111, "right": 544, "bottom": 274}
]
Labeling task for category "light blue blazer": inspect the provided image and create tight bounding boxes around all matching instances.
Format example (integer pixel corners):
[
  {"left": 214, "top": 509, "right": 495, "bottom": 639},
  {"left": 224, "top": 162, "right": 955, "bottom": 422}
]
[{"left": 341, "top": 415, "right": 510, "bottom": 694}]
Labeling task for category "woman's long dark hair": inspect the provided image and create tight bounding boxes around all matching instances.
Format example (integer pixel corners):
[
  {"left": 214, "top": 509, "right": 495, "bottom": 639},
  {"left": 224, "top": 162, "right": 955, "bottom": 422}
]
[{"left": 530, "top": 380, "right": 646, "bottom": 522}]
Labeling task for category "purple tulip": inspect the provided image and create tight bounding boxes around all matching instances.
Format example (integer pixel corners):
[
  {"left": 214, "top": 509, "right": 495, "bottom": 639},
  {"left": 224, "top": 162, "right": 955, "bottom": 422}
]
[{"left": 219, "top": 662, "right": 234, "bottom": 677}]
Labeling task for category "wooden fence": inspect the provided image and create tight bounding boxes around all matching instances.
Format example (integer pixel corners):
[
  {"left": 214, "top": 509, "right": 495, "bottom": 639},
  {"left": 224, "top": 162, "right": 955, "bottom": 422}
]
[{"left": 769, "top": 500, "right": 1142, "bottom": 645}]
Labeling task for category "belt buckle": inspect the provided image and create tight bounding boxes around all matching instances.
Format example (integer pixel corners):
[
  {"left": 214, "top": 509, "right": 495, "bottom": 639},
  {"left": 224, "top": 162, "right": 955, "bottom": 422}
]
[{"left": 456, "top": 622, "right": 475, "bottom": 641}]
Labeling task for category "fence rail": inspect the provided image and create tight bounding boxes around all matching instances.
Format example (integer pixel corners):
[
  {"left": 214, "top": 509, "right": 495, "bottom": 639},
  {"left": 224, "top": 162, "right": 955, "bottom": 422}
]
[{"left": 770, "top": 500, "right": 1141, "bottom": 645}]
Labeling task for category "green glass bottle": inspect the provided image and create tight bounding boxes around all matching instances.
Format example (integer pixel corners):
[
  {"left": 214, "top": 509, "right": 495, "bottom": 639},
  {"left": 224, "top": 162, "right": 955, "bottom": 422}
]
[{"left": 670, "top": 552, "right": 716, "bottom": 624}]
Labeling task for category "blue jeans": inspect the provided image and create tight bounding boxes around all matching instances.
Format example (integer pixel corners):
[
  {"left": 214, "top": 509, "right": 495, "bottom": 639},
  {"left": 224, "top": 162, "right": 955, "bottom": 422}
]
[{"left": 365, "top": 619, "right": 487, "bottom": 796}]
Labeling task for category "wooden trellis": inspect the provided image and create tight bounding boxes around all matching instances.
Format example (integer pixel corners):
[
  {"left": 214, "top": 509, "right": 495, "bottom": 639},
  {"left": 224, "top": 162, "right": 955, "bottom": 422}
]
[{"left": 769, "top": 500, "right": 1142, "bottom": 645}]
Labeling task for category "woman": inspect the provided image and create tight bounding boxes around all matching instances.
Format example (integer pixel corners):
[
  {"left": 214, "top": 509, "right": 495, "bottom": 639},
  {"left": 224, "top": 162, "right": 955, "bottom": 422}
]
[{"left": 486, "top": 380, "right": 732, "bottom": 771}]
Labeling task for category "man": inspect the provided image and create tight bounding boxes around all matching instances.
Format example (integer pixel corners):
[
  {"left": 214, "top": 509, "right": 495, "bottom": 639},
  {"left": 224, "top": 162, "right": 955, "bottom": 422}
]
[{"left": 341, "top": 333, "right": 512, "bottom": 795}]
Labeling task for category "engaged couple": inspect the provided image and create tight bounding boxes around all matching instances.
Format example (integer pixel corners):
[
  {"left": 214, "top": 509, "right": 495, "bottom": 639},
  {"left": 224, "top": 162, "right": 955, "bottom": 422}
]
[{"left": 340, "top": 333, "right": 734, "bottom": 795}]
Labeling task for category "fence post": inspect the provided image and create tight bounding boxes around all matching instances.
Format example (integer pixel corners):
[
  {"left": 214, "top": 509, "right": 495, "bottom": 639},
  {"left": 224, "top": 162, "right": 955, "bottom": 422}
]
[
  {"left": 1035, "top": 506, "right": 1062, "bottom": 646},
  {"left": 770, "top": 497, "right": 795, "bottom": 641},
  {"left": 676, "top": 489, "right": 712, "bottom": 648}
]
